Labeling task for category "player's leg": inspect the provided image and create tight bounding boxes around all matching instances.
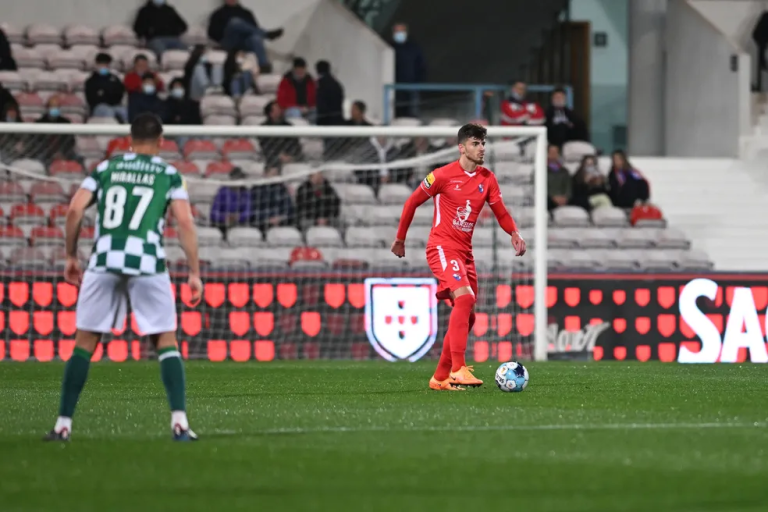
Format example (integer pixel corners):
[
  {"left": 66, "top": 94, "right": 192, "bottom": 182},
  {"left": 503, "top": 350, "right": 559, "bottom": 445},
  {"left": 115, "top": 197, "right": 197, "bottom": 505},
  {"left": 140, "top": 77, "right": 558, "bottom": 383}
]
[
  {"left": 128, "top": 273, "right": 196, "bottom": 441},
  {"left": 466, "top": 259, "right": 479, "bottom": 336},
  {"left": 45, "top": 272, "right": 127, "bottom": 441},
  {"left": 426, "top": 247, "right": 462, "bottom": 390}
]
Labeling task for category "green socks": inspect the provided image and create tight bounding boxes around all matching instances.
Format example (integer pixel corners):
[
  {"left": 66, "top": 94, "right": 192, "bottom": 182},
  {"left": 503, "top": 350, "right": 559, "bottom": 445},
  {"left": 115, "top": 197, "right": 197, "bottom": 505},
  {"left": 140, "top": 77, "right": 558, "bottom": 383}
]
[
  {"left": 58, "top": 347, "right": 91, "bottom": 418},
  {"left": 159, "top": 347, "right": 186, "bottom": 412}
]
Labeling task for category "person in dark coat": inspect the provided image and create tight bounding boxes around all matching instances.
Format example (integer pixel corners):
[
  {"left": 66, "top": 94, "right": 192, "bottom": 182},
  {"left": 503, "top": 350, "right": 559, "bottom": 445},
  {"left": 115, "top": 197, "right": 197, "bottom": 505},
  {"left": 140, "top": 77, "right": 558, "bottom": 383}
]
[
  {"left": 128, "top": 74, "right": 167, "bottom": 123},
  {"left": 314, "top": 60, "right": 344, "bottom": 125},
  {"left": 391, "top": 22, "right": 425, "bottom": 118},
  {"left": 257, "top": 101, "right": 304, "bottom": 167},
  {"left": 276, "top": 58, "right": 316, "bottom": 120},
  {"left": 0, "top": 103, "right": 26, "bottom": 162},
  {"left": 85, "top": 53, "right": 127, "bottom": 121},
  {"left": 570, "top": 154, "right": 611, "bottom": 211},
  {"left": 166, "top": 78, "right": 202, "bottom": 125},
  {"left": 34, "top": 95, "right": 76, "bottom": 164},
  {"left": 295, "top": 171, "right": 341, "bottom": 229},
  {"left": 207, "top": 0, "right": 283, "bottom": 72},
  {"left": 133, "top": 0, "right": 188, "bottom": 60},
  {"left": 0, "top": 83, "right": 18, "bottom": 114},
  {"left": 545, "top": 87, "right": 589, "bottom": 149},
  {"left": 0, "top": 28, "right": 17, "bottom": 71},
  {"left": 251, "top": 164, "right": 295, "bottom": 233},
  {"left": 608, "top": 150, "right": 650, "bottom": 208}
]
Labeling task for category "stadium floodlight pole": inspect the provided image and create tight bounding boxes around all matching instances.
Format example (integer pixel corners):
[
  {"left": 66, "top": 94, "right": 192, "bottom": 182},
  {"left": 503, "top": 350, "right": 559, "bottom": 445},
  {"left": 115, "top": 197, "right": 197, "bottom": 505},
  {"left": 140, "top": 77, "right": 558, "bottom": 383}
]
[{"left": 0, "top": 122, "right": 549, "bottom": 362}]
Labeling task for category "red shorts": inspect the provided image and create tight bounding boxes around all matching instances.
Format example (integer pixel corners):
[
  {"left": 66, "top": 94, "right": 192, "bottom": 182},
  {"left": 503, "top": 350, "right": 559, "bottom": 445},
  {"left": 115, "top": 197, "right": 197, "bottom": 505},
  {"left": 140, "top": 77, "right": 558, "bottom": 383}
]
[{"left": 426, "top": 245, "right": 478, "bottom": 300}]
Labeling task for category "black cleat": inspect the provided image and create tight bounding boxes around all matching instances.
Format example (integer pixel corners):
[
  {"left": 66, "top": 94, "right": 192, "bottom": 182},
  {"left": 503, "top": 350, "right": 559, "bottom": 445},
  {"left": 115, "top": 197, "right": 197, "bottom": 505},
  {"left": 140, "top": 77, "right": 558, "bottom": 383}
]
[
  {"left": 173, "top": 425, "right": 198, "bottom": 442},
  {"left": 43, "top": 428, "right": 70, "bottom": 442}
]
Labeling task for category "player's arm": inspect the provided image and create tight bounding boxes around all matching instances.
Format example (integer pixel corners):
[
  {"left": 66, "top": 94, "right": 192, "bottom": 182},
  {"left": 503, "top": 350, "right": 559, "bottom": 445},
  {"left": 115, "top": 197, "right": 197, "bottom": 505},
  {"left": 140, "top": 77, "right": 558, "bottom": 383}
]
[
  {"left": 391, "top": 171, "right": 438, "bottom": 257},
  {"left": 169, "top": 173, "right": 203, "bottom": 305},
  {"left": 63, "top": 172, "right": 99, "bottom": 285},
  {"left": 487, "top": 176, "right": 526, "bottom": 256}
]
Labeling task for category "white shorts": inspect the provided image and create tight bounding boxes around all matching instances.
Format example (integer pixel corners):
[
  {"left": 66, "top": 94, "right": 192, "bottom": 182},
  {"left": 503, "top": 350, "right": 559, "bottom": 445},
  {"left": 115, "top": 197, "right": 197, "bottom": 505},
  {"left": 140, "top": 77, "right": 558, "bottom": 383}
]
[{"left": 76, "top": 271, "right": 177, "bottom": 335}]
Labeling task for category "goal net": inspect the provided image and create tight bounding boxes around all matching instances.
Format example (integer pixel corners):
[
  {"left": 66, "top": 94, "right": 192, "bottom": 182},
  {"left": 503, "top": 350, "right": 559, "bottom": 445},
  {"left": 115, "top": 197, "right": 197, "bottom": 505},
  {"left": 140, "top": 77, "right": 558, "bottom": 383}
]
[{"left": 0, "top": 122, "right": 547, "bottom": 363}]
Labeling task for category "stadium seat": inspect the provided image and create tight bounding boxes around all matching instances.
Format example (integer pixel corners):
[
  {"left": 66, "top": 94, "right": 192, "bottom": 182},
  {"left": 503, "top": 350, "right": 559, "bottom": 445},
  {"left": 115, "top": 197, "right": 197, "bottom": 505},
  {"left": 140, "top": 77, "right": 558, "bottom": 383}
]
[
  {"left": 0, "top": 182, "right": 28, "bottom": 202},
  {"left": 487, "top": 140, "right": 523, "bottom": 161},
  {"left": 406, "top": 225, "right": 430, "bottom": 246},
  {"left": 10, "top": 158, "right": 46, "bottom": 175},
  {"left": 599, "top": 250, "right": 640, "bottom": 271},
  {"left": 9, "top": 247, "right": 49, "bottom": 269},
  {"left": 229, "top": 160, "right": 263, "bottom": 176},
  {"left": 378, "top": 183, "right": 412, "bottom": 205},
  {"left": 27, "top": 24, "right": 62, "bottom": 45},
  {"left": 577, "top": 228, "right": 616, "bottom": 249},
  {"left": 196, "top": 226, "right": 224, "bottom": 246},
  {"left": 0, "top": 71, "right": 24, "bottom": 91},
  {"left": 332, "top": 183, "right": 376, "bottom": 204},
  {"left": 74, "top": 137, "right": 103, "bottom": 160},
  {"left": 305, "top": 226, "right": 344, "bottom": 247},
  {"left": 186, "top": 181, "right": 218, "bottom": 203},
  {"left": 11, "top": 202, "right": 47, "bottom": 227},
  {"left": 371, "top": 248, "right": 407, "bottom": 268},
  {"left": 221, "top": 139, "right": 257, "bottom": 160},
  {"left": 49, "top": 204, "right": 69, "bottom": 228},
  {"left": 184, "top": 140, "right": 219, "bottom": 160},
  {"left": 286, "top": 117, "right": 309, "bottom": 127},
  {"left": 47, "top": 49, "right": 87, "bottom": 71},
  {"left": 169, "top": 160, "right": 201, "bottom": 177},
  {"left": 201, "top": 95, "right": 237, "bottom": 118},
  {"left": 616, "top": 228, "right": 658, "bottom": 249},
  {"left": 472, "top": 227, "right": 494, "bottom": 247},
  {"left": 282, "top": 163, "right": 313, "bottom": 180},
  {"left": 345, "top": 226, "right": 391, "bottom": 247},
  {"left": 340, "top": 204, "right": 369, "bottom": 225},
  {"left": 49, "top": 160, "right": 84, "bottom": 178},
  {"left": 64, "top": 25, "right": 101, "bottom": 46},
  {"left": 212, "top": 247, "right": 251, "bottom": 270},
  {"left": 592, "top": 207, "right": 629, "bottom": 227},
  {"left": 256, "top": 74, "right": 281, "bottom": 94},
  {"left": 181, "top": 26, "right": 208, "bottom": 46},
  {"left": 227, "top": 227, "right": 264, "bottom": 247},
  {"left": 58, "top": 93, "right": 87, "bottom": 117},
  {"left": 391, "top": 117, "right": 422, "bottom": 127},
  {"left": 205, "top": 161, "right": 234, "bottom": 177},
  {"left": 30, "top": 71, "right": 69, "bottom": 92},
  {"left": 564, "top": 251, "right": 601, "bottom": 270},
  {"left": 102, "top": 25, "right": 138, "bottom": 47},
  {"left": 241, "top": 115, "right": 267, "bottom": 126},
  {"left": 0, "top": 225, "right": 26, "bottom": 247},
  {"left": 203, "top": 115, "right": 237, "bottom": 126},
  {"left": 266, "top": 226, "right": 303, "bottom": 247},
  {"left": 1, "top": 23, "right": 24, "bottom": 44},
  {"left": 14, "top": 92, "right": 45, "bottom": 115},
  {"left": 562, "top": 141, "right": 597, "bottom": 163},
  {"left": 162, "top": 50, "right": 190, "bottom": 71},
  {"left": 369, "top": 205, "right": 402, "bottom": 226},
  {"left": 158, "top": 139, "right": 181, "bottom": 161},
  {"left": 29, "top": 182, "right": 67, "bottom": 202},
  {"left": 678, "top": 249, "right": 713, "bottom": 270},
  {"left": 547, "top": 228, "right": 580, "bottom": 248},
  {"left": 290, "top": 247, "right": 326, "bottom": 268},
  {"left": 498, "top": 183, "right": 528, "bottom": 204},
  {"left": 552, "top": 206, "right": 590, "bottom": 227},
  {"left": 239, "top": 95, "right": 274, "bottom": 117},
  {"left": 657, "top": 227, "right": 690, "bottom": 250},
  {"left": 412, "top": 203, "right": 434, "bottom": 225},
  {"left": 14, "top": 49, "right": 46, "bottom": 70},
  {"left": 639, "top": 250, "right": 678, "bottom": 271},
  {"left": 250, "top": 247, "right": 291, "bottom": 267},
  {"left": 30, "top": 225, "right": 65, "bottom": 246}
]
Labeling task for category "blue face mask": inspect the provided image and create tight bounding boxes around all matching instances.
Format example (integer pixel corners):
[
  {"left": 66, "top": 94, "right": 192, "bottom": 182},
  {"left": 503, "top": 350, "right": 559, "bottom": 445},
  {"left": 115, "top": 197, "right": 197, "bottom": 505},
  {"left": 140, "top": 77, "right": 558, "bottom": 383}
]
[
  {"left": 143, "top": 84, "right": 156, "bottom": 95},
  {"left": 98, "top": 67, "right": 110, "bottom": 76},
  {"left": 171, "top": 88, "right": 185, "bottom": 99},
  {"left": 393, "top": 31, "right": 407, "bottom": 44},
  {"left": 152, "top": 0, "right": 165, "bottom": 5},
  {"left": 48, "top": 107, "right": 60, "bottom": 118}
]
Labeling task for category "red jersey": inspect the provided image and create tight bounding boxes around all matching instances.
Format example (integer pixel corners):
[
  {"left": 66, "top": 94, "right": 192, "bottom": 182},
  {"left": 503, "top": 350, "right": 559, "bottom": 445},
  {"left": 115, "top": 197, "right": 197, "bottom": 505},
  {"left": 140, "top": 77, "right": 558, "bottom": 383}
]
[
  {"left": 500, "top": 99, "right": 545, "bottom": 126},
  {"left": 419, "top": 161, "right": 503, "bottom": 253}
]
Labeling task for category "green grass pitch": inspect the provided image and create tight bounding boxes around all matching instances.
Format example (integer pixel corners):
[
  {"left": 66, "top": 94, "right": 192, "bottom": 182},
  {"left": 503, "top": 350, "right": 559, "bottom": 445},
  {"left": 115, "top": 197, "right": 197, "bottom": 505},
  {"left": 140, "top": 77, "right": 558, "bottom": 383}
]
[{"left": 1, "top": 361, "right": 768, "bottom": 511}]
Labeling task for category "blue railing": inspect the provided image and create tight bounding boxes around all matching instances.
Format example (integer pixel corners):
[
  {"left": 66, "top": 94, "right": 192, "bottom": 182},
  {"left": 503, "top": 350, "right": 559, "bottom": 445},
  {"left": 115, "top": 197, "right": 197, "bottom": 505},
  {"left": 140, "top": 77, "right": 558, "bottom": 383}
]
[{"left": 382, "top": 83, "right": 574, "bottom": 124}]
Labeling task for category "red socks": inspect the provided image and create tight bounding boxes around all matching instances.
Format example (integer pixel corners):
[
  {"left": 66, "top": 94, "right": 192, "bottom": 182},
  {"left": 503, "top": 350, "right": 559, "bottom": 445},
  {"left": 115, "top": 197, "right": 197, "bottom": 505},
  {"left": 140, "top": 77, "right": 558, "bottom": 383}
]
[
  {"left": 433, "top": 297, "right": 477, "bottom": 380},
  {"left": 449, "top": 294, "right": 476, "bottom": 372}
]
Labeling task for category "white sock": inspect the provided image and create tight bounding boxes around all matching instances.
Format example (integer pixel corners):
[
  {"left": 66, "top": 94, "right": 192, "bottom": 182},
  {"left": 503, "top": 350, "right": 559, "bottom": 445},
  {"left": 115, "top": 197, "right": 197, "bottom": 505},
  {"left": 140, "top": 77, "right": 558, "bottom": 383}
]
[
  {"left": 54, "top": 416, "right": 72, "bottom": 433},
  {"left": 171, "top": 410, "right": 189, "bottom": 430}
]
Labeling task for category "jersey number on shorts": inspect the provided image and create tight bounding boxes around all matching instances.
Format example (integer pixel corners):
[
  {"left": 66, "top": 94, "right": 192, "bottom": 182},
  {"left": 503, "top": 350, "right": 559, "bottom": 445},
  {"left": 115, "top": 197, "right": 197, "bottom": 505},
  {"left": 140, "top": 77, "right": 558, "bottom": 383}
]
[
  {"left": 450, "top": 260, "right": 460, "bottom": 271},
  {"left": 103, "top": 185, "right": 155, "bottom": 230}
]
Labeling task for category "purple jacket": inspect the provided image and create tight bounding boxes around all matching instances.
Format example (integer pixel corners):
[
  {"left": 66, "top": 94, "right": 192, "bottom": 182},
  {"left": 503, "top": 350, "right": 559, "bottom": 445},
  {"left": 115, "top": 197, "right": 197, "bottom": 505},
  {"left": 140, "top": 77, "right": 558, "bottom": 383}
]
[{"left": 209, "top": 186, "right": 252, "bottom": 224}]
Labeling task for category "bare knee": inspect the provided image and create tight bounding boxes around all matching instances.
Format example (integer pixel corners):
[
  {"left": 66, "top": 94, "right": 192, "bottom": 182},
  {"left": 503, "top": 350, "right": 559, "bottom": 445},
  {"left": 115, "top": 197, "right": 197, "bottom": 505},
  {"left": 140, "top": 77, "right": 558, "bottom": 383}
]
[
  {"left": 75, "top": 330, "right": 101, "bottom": 353},
  {"left": 152, "top": 332, "right": 178, "bottom": 352}
]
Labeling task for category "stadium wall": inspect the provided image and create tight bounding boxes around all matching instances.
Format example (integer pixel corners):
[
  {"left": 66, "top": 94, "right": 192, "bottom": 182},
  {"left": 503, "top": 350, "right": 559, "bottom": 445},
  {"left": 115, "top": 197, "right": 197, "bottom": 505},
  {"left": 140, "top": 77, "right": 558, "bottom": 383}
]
[
  {"left": 1, "top": 0, "right": 393, "bottom": 119},
  {"left": 665, "top": 0, "right": 751, "bottom": 157},
  {"left": 3, "top": 272, "right": 768, "bottom": 365}
]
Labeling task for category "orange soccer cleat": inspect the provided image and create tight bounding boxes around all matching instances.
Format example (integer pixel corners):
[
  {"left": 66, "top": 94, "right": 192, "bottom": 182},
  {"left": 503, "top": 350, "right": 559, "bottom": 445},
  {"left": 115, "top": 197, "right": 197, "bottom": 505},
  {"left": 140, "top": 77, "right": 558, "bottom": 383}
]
[
  {"left": 429, "top": 376, "right": 464, "bottom": 391},
  {"left": 449, "top": 366, "right": 483, "bottom": 387}
]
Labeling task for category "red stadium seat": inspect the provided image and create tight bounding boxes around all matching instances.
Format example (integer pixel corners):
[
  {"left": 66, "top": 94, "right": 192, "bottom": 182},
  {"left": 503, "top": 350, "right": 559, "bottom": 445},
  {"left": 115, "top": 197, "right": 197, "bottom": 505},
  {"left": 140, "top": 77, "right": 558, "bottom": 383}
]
[
  {"left": 49, "top": 204, "right": 69, "bottom": 225},
  {"left": 30, "top": 226, "right": 65, "bottom": 246},
  {"left": 106, "top": 136, "right": 131, "bottom": 158},
  {"left": 290, "top": 247, "right": 323, "bottom": 264},
  {"left": 29, "top": 181, "right": 67, "bottom": 201},
  {"left": 80, "top": 226, "right": 95, "bottom": 240},
  {"left": 221, "top": 139, "right": 256, "bottom": 160},
  {"left": 49, "top": 159, "right": 84, "bottom": 177},
  {"left": 0, "top": 182, "right": 27, "bottom": 202},
  {"left": 0, "top": 225, "right": 25, "bottom": 245},
  {"left": 10, "top": 203, "right": 46, "bottom": 224},
  {"left": 205, "top": 161, "right": 234, "bottom": 177},
  {"left": 170, "top": 160, "right": 202, "bottom": 177},
  {"left": 183, "top": 140, "right": 218, "bottom": 160}
]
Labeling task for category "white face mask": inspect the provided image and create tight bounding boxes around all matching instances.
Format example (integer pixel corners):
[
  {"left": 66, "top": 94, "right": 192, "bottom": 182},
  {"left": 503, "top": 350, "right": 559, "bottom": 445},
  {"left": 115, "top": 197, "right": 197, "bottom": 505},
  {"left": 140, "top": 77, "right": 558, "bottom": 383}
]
[
  {"left": 171, "top": 88, "right": 184, "bottom": 99},
  {"left": 143, "top": 84, "right": 156, "bottom": 95},
  {"left": 393, "top": 31, "right": 407, "bottom": 43}
]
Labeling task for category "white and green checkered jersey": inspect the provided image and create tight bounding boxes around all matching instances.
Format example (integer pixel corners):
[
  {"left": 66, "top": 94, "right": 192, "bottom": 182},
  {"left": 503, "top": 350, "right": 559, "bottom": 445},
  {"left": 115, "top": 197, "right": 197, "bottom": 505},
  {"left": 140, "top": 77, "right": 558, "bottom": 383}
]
[{"left": 80, "top": 153, "right": 189, "bottom": 276}]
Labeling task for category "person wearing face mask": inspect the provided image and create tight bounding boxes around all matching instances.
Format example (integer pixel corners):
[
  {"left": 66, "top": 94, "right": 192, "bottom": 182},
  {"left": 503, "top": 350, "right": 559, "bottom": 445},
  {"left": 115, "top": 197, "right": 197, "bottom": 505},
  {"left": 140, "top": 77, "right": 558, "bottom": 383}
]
[
  {"left": 182, "top": 45, "right": 224, "bottom": 104},
  {"left": 0, "top": 103, "right": 27, "bottom": 162},
  {"left": 277, "top": 57, "right": 317, "bottom": 121},
  {"left": 124, "top": 54, "right": 165, "bottom": 95},
  {"left": 391, "top": 22, "right": 425, "bottom": 118},
  {"left": 223, "top": 49, "right": 258, "bottom": 98},
  {"left": 85, "top": 53, "right": 127, "bottom": 122},
  {"left": 133, "top": 0, "right": 188, "bottom": 61},
  {"left": 571, "top": 155, "right": 611, "bottom": 211},
  {"left": 166, "top": 78, "right": 202, "bottom": 126},
  {"left": 128, "top": 75, "right": 167, "bottom": 123},
  {"left": 543, "top": 144, "right": 572, "bottom": 212},
  {"left": 35, "top": 95, "right": 77, "bottom": 164},
  {"left": 501, "top": 81, "right": 545, "bottom": 126},
  {"left": 545, "top": 87, "right": 589, "bottom": 149},
  {"left": 258, "top": 101, "right": 304, "bottom": 167}
]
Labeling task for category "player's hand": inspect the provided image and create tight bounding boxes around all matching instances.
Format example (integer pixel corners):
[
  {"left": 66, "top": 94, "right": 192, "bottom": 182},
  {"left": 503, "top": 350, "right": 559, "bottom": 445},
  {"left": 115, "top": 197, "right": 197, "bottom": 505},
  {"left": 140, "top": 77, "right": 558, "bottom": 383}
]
[
  {"left": 390, "top": 239, "right": 405, "bottom": 258},
  {"left": 188, "top": 273, "right": 203, "bottom": 306},
  {"left": 64, "top": 257, "right": 82, "bottom": 286},
  {"left": 511, "top": 232, "right": 527, "bottom": 257}
]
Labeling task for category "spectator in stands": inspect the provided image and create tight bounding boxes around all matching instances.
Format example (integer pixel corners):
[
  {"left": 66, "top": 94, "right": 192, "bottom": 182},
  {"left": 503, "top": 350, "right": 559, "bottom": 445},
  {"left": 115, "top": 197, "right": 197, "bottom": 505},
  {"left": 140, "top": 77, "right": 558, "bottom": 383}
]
[
  {"left": 0, "top": 83, "right": 18, "bottom": 114},
  {"left": 124, "top": 54, "right": 165, "bottom": 95},
  {"left": 398, "top": 137, "right": 450, "bottom": 186},
  {"left": 183, "top": 45, "right": 223, "bottom": 103},
  {"left": 545, "top": 144, "right": 571, "bottom": 211},
  {"left": 315, "top": 60, "right": 344, "bottom": 126},
  {"left": 210, "top": 166, "right": 253, "bottom": 237},
  {"left": 570, "top": 155, "right": 611, "bottom": 211},
  {"left": 166, "top": 78, "right": 202, "bottom": 125},
  {"left": 223, "top": 49, "right": 258, "bottom": 98},
  {"left": 133, "top": 0, "right": 188, "bottom": 60},
  {"left": 295, "top": 171, "right": 341, "bottom": 229},
  {"left": 546, "top": 87, "right": 588, "bottom": 148},
  {"left": 258, "top": 101, "right": 304, "bottom": 167},
  {"left": 501, "top": 81, "right": 545, "bottom": 126},
  {"left": 331, "top": 100, "right": 372, "bottom": 160},
  {"left": 354, "top": 136, "right": 400, "bottom": 191},
  {"left": 0, "top": 103, "right": 26, "bottom": 162},
  {"left": 34, "top": 95, "right": 76, "bottom": 164},
  {"left": 347, "top": 100, "right": 371, "bottom": 126},
  {"left": 85, "top": 53, "right": 127, "bottom": 122},
  {"left": 128, "top": 74, "right": 166, "bottom": 123},
  {"left": 391, "top": 22, "right": 425, "bottom": 118},
  {"left": 277, "top": 58, "right": 316, "bottom": 121},
  {"left": 207, "top": 0, "right": 283, "bottom": 73},
  {"left": 251, "top": 164, "right": 295, "bottom": 233},
  {"left": 608, "top": 150, "right": 650, "bottom": 208},
  {"left": 0, "top": 28, "right": 17, "bottom": 71}
]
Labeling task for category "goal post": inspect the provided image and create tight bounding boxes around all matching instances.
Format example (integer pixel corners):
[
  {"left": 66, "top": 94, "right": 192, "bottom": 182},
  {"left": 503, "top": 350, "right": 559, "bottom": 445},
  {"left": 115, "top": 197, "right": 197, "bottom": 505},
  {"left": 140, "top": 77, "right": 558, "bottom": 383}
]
[{"left": 0, "top": 123, "right": 549, "bottom": 362}]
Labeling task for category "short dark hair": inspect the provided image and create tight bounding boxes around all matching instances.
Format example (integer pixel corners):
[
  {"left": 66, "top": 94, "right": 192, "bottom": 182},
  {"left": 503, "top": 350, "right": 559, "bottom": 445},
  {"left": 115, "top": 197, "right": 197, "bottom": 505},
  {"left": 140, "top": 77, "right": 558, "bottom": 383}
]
[
  {"left": 315, "top": 60, "right": 330, "bottom": 75},
  {"left": 552, "top": 87, "right": 566, "bottom": 95},
  {"left": 169, "top": 78, "right": 184, "bottom": 89},
  {"left": 457, "top": 123, "right": 487, "bottom": 144},
  {"left": 95, "top": 53, "right": 112, "bottom": 65},
  {"left": 130, "top": 113, "right": 163, "bottom": 142},
  {"left": 352, "top": 100, "right": 367, "bottom": 113},
  {"left": 293, "top": 57, "right": 307, "bottom": 68},
  {"left": 134, "top": 54, "right": 148, "bottom": 63}
]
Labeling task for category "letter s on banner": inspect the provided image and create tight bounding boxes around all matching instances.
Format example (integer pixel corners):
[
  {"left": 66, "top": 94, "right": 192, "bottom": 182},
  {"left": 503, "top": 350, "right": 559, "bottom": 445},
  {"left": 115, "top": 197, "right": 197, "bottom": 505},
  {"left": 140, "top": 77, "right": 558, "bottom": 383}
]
[
  {"left": 721, "top": 287, "right": 768, "bottom": 363},
  {"left": 678, "top": 278, "right": 722, "bottom": 363}
]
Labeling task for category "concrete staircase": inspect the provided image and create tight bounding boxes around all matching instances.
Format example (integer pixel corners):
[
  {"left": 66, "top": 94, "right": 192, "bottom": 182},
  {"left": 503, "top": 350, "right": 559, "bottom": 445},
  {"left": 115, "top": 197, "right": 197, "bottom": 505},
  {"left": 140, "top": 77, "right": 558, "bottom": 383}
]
[{"left": 629, "top": 157, "right": 768, "bottom": 271}]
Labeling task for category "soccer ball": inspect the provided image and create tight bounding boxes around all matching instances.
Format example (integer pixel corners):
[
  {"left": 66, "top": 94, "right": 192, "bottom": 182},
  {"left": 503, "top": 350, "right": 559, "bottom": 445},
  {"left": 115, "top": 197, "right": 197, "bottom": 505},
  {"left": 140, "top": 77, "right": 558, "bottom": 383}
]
[{"left": 495, "top": 361, "right": 529, "bottom": 392}]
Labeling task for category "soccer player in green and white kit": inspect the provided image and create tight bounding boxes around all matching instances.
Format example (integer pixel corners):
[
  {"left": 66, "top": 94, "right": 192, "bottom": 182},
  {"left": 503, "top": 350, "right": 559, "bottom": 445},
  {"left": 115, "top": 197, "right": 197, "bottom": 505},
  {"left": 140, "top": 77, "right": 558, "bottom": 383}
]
[{"left": 44, "top": 113, "right": 203, "bottom": 442}]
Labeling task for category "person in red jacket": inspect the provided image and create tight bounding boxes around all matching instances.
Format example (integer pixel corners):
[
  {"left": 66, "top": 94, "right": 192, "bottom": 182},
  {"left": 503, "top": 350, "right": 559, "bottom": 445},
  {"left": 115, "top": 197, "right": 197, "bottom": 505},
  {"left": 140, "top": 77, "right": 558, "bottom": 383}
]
[
  {"left": 124, "top": 54, "right": 165, "bottom": 94},
  {"left": 277, "top": 57, "right": 316, "bottom": 121},
  {"left": 500, "top": 81, "right": 544, "bottom": 126}
]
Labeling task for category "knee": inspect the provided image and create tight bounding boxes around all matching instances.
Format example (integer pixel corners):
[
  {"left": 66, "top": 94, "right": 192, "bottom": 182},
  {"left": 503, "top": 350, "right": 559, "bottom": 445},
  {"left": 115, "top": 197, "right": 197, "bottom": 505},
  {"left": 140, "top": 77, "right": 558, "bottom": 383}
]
[{"left": 454, "top": 292, "right": 476, "bottom": 309}]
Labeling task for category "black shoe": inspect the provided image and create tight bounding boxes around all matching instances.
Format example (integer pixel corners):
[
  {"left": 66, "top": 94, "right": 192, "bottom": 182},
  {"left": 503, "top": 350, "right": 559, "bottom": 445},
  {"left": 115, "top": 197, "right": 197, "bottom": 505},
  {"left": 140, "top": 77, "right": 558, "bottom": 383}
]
[
  {"left": 43, "top": 428, "right": 70, "bottom": 442},
  {"left": 173, "top": 424, "right": 198, "bottom": 442},
  {"left": 265, "top": 28, "right": 284, "bottom": 40}
]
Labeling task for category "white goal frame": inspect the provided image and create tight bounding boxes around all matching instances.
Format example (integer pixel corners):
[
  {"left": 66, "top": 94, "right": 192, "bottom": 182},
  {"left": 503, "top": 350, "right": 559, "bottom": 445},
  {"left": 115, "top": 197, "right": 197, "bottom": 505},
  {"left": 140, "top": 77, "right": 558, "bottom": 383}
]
[{"left": 0, "top": 123, "right": 549, "bottom": 361}]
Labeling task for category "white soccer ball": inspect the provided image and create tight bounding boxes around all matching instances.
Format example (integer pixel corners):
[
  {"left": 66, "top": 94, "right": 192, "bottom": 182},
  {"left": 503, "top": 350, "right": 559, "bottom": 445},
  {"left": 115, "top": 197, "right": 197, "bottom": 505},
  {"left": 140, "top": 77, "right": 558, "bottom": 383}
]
[{"left": 495, "top": 361, "right": 529, "bottom": 393}]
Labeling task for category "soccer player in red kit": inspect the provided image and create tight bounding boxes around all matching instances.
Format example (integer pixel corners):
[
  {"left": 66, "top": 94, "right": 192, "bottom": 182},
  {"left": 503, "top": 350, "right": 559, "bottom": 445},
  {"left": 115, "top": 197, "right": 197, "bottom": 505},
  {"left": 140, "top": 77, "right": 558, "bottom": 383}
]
[{"left": 391, "top": 123, "right": 526, "bottom": 390}]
